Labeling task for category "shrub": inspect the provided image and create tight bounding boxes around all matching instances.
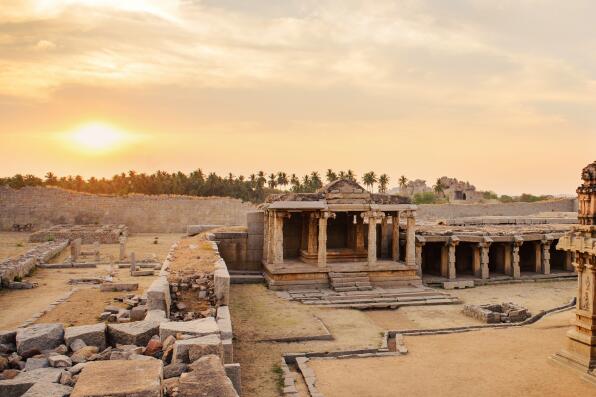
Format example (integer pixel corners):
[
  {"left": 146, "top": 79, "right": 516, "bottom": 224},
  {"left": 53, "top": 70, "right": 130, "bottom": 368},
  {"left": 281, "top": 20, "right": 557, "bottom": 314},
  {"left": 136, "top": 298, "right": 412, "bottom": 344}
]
[{"left": 413, "top": 192, "right": 438, "bottom": 204}]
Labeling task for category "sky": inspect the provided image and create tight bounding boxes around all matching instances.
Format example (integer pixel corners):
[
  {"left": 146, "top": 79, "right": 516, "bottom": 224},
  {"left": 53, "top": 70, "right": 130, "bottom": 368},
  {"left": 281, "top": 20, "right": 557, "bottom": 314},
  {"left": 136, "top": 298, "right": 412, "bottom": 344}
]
[{"left": 0, "top": 0, "right": 594, "bottom": 195}]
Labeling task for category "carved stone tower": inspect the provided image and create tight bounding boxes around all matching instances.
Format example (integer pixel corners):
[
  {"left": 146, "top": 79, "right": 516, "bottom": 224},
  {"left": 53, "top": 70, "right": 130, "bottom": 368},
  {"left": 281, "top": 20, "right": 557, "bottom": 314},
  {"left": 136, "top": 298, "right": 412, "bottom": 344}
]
[{"left": 552, "top": 160, "right": 596, "bottom": 382}]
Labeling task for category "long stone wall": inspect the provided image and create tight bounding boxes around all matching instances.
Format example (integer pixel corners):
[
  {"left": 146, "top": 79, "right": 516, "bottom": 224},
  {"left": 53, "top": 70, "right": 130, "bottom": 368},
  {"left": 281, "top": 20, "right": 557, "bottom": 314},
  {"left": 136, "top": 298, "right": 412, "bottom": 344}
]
[
  {"left": 0, "top": 186, "right": 256, "bottom": 233},
  {"left": 417, "top": 199, "right": 577, "bottom": 220}
]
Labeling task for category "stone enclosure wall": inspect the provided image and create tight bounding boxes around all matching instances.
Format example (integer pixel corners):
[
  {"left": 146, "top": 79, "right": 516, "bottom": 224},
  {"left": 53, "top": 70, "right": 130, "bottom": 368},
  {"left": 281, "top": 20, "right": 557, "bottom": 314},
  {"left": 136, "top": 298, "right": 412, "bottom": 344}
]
[
  {"left": 417, "top": 199, "right": 577, "bottom": 220},
  {"left": 0, "top": 186, "right": 256, "bottom": 233}
]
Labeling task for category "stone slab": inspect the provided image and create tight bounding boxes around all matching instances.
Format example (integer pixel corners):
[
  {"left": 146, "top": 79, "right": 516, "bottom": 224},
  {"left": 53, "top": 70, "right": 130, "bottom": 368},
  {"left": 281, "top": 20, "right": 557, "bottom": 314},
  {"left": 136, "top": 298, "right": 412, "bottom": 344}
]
[
  {"left": 172, "top": 334, "right": 223, "bottom": 364},
  {"left": 16, "top": 323, "right": 64, "bottom": 355},
  {"left": 71, "top": 360, "right": 162, "bottom": 397},
  {"left": 179, "top": 355, "right": 238, "bottom": 397},
  {"left": 64, "top": 323, "right": 106, "bottom": 351},
  {"left": 224, "top": 363, "right": 242, "bottom": 396},
  {"left": 0, "top": 368, "right": 63, "bottom": 397},
  {"left": 99, "top": 283, "right": 138, "bottom": 292},
  {"left": 22, "top": 382, "right": 72, "bottom": 397},
  {"left": 107, "top": 321, "right": 160, "bottom": 347},
  {"left": 159, "top": 317, "right": 219, "bottom": 341},
  {"left": 443, "top": 280, "right": 475, "bottom": 290}
]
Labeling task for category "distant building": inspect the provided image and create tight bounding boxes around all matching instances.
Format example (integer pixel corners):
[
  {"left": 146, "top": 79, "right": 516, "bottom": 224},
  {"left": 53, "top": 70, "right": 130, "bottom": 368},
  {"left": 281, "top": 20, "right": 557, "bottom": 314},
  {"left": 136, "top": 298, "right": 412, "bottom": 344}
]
[{"left": 391, "top": 176, "right": 483, "bottom": 202}]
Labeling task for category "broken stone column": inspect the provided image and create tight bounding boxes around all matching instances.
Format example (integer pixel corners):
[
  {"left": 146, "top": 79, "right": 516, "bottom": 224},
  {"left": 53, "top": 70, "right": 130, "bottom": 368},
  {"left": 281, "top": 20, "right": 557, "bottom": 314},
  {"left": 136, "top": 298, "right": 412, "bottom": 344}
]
[
  {"left": 118, "top": 236, "right": 127, "bottom": 262},
  {"left": 93, "top": 241, "right": 100, "bottom": 262},
  {"left": 447, "top": 236, "right": 459, "bottom": 280},
  {"left": 130, "top": 252, "right": 137, "bottom": 273},
  {"left": 512, "top": 236, "right": 523, "bottom": 279},
  {"left": 479, "top": 237, "right": 492, "bottom": 280}
]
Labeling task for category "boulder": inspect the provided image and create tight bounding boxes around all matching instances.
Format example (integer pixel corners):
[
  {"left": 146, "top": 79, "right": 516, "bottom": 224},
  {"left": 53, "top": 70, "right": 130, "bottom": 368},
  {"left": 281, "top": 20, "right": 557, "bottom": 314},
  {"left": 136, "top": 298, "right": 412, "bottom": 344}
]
[
  {"left": 22, "top": 382, "right": 72, "bottom": 397},
  {"left": 24, "top": 357, "right": 48, "bottom": 371},
  {"left": 163, "top": 362, "right": 187, "bottom": 379},
  {"left": 70, "top": 339, "right": 87, "bottom": 353},
  {"left": 68, "top": 362, "right": 87, "bottom": 375},
  {"left": 48, "top": 355, "right": 72, "bottom": 368},
  {"left": 64, "top": 323, "right": 106, "bottom": 351},
  {"left": 108, "top": 321, "right": 160, "bottom": 347},
  {"left": 70, "top": 346, "right": 98, "bottom": 364},
  {"left": 0, "top": 330, "right": 16, "bottom": 345},
  {"left": 70, "top": 360, "right": 162, "bottom": 397},
  {"left": 130, "top": 305, "right": 148, "bottom": 322},
  {"left": 159, "top": 317, "right": 219, "bottom": 341},
  {"left": 179, "top": 355, "right": 238, "bottom": 397},
  {"left": 16, "top": 324, "right": 64, "bottom": 356}
]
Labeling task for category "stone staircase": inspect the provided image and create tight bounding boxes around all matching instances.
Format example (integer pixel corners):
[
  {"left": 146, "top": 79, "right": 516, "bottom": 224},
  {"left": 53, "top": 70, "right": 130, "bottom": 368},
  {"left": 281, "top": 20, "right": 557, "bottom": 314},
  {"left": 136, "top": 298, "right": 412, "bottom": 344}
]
[
  {"left": 286, "top": 286, "right": 460, "bottom": 310},
  {"left": 328, "top": 271, "right": 373, "bottom": 292}
]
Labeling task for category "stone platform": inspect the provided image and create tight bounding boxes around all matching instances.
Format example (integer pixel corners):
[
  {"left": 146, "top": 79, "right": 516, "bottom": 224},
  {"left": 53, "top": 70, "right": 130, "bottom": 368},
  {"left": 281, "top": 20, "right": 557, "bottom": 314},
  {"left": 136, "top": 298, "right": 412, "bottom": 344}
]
[
  {"left": 264, "top": 260, "right": 421, "bottom": 291},
  {"left": 281, "top": 286, "right": 459, "bottom": 310}
]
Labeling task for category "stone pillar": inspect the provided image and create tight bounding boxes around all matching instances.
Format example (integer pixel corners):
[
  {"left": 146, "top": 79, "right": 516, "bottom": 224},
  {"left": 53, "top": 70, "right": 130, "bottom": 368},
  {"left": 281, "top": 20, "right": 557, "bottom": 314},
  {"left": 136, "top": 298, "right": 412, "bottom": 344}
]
[
  {"left": 367, "top": 214, "right": 377, "bottom": 266},
  {"left": 355, "top": 215, "right": 365, "bottom": 251},
  {"left": 565, "top": 251, "right": 575, "bottom": 272},
  {"left": 307, "top": 213, "right": 318, "bottom": 255},
  {"left": 272, "top": 211, "right": 286, "bottom": 265},
  {"left": 415, "top": 236, "right": 425, "bottom": 277},
  {"left": 534, "top": 241, "right": 543, "bottom": 274},
  {"left": 70, "top": 238, "right": 81, "bottom": 262},
  {"left": 440, "top": 243, "right": 449, "bottom": 278},
  {"left": 503, "top": 244, "right": 512, "bottom": 275},
  {"left": 447, "top": 237, "right": 459, "bottom": 280},
  {"left": 479, "top": 238, "right": 492, "bottom": 280},
  {"left": 405, "top": 210, "right": 416, "bottom": 268},
  {"left": 472, "top": 246, "right": 482, "bottom": 278},
  {"left": 130, "top": 252, "right": 137, "bottom": 272},
  {"left": 380, "top": 217, "right": 389, "bottom": 258},
  {"left": 391, "top": 213, "right": 400, "bottom": 261},
  {"left": 512, "top": 236, "right": 523, "bottom": 279},
  {"left": 541, "top": 237, "right": 552, "bottom": 275},
  {"left": 119, "top": 236, "right": 127, "bottom": 261},
  {"left": 93, "top": 241, "right": 101, "bottom": 262},
  {"left": 317, "top": 212, "right": 333, "bottom": 268}
]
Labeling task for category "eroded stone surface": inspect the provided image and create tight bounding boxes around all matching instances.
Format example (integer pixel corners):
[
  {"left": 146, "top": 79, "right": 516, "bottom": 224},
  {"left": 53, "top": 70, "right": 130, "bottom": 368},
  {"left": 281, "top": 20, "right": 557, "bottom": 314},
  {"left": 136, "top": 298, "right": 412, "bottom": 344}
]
[
  {"left": 172, "top": 334, "right": 223, "bottom": 364},
  {"left": 16, "top": 324, "right": 64, "bottom": 356},
  {"left": 22, "top": 382, "right": 72, "bottom": 397},
  {"left": 107, "top": 321, "right": 160, "bottom": 347},
  {"left": 179, "top": 355, "right": 238, "bottom": 397},
  {"left": 159, "top": 317, "right": 219, "bottom": 341},
  {"left": 64, "top": 323, "right": 106, "bottom": 351}
]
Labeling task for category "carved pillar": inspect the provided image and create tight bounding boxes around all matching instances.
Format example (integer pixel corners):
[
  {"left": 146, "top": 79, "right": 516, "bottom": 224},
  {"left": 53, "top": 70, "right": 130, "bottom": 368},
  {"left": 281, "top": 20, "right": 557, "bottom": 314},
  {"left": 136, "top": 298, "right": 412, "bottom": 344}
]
[
  {"left": 272, "top": 211, "right": 287, "bottom": 265},
  {"left": 447, "top": 237, "right": 459, "bottom": 280},
  {"left": 307, "top": 213, "right": 318, "bottom": 255},
  {"left": 380, "top": 217, "right": 389, "bottom": 258},
  {"left": 317, "top": 211, "right": 334, "bottom": 268},
  {"left": 534, "top": 241, "right": 543, "bottom": 274},
  {"left": 405, "top": 210, "right": 416, "bottom": 268},
  {"left": 512, "top": 236, "right": 523, "bottom": 279},
  {"left": 392, "top": 213, "right": 400, "bottom": 261},
  {"left": 479, "top": 237, "right": 492, "bottom": 280},
  {"left": 355, "top": 215, "right": 365, "bottom": 251},
  {"left": 415, "top": 236, "right": 425, "bottom": 277},
  {"left": 541, "top": 236, "right": 552, "bottom": 275},
  {"left": 362, "top": 211, "right": 384, "bottom": 266}
]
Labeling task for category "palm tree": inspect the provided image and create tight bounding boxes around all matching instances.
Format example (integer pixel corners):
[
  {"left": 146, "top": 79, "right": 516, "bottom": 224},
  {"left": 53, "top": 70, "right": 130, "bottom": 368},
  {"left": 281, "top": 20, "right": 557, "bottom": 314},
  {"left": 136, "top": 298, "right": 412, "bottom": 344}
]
[
  {"left": 326, "top": 169, "right": 337, "bottom": 183},
  {"left": 257, "top": 171, "right": 266, "bottom": 189},
  {"left": 44, "top": 172, "right": 58, "bottom": 186},
  {"left": 378, "top": 174, "right": 389, "bottom": 193},
  {"left": 362, "top": 171, "right": 377, "bottom": 192},
  {"left": 346, "top": 170, "right": 356, "bottom": 181},
  {"left": 290, "top": 174, "right": 301, "bottom": 192},
  {"left": 399, "top": 175, "right": 408, "bottom": 188},
  {"left": 310, "top": 171, "right": 322, "bottom": 190},
  {"left": 268, "top": 173, "right": 277, "bottom": 189},
  {"left": 276, "top": 172, "right": 289, "bottom": 190}
]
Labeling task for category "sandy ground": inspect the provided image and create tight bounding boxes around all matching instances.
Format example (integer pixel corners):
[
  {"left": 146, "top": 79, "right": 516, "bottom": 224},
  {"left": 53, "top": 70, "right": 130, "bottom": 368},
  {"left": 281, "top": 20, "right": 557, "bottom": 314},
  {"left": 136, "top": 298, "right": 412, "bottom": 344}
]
[
  {"left": 367, "top": 280, "right": 576, "bottom": 330},
  {"left": 0, "top": 232, "right": 41, "bottom": 261},
  {"left": 168, "top": 234, "right": 219, "bottom": 275},
  {"left": 230, "top": 284, "right": 383, "bottom": 397},
  {"left": 311, "top": 311, "right": 595, "bottom": 397},
  {"left": 0, "top": 233, "right": 181, "bottom": 330}
]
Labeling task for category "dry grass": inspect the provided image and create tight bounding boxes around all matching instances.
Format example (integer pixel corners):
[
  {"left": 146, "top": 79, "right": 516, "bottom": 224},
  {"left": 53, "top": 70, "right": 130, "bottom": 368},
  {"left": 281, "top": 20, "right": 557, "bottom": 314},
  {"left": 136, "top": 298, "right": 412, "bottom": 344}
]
[{"left": 0, "top": 232, "right": 41, "bottom": 261}]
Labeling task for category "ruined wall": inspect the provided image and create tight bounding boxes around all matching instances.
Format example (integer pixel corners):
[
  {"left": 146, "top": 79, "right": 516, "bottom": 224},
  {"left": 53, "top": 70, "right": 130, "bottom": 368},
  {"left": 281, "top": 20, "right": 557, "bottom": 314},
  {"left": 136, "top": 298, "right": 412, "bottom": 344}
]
[
  {"left": 417, "top": 199, "right": 577, "bottom": 220},
  {"left": 0, "top": 186, "right": 256, "bottom": 233}
]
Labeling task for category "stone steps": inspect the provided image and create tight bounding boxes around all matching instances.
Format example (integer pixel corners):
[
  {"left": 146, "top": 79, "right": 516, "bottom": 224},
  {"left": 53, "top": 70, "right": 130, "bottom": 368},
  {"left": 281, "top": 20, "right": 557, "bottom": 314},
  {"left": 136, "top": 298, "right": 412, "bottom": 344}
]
[{"left": 329, "top": 271, "right": 373, "bottom": 292}]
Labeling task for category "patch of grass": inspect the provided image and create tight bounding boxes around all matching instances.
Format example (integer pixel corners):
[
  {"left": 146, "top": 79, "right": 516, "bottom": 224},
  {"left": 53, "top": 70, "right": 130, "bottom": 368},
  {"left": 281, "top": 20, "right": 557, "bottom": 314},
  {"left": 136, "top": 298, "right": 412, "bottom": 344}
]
[
  {"left": 272, "top": 363, "right": 284, "bottom": 393},
  {"left": 46, "top": 234, "right": 55, "bottom": 242},
  {"left": 14, "top": 276, "right": 22, "bottom": 282},
  {"left": 16, "top": 242, "right": 24, "bottom": 247}
]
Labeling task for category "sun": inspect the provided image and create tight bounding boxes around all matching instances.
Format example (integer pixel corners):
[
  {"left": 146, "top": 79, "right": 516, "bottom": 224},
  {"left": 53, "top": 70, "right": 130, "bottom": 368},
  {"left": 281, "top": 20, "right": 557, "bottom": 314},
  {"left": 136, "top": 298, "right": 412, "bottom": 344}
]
[{"left": 68, "top": 122, "right": 129, "bottom": 153}]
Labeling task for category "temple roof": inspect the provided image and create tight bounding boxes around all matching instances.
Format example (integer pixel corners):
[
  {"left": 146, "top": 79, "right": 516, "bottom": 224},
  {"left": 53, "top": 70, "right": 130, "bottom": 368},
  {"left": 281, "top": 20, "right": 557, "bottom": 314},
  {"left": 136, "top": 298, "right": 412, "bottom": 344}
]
[{"left": 318, "top": 179, "right": 366, "bottom": 194}]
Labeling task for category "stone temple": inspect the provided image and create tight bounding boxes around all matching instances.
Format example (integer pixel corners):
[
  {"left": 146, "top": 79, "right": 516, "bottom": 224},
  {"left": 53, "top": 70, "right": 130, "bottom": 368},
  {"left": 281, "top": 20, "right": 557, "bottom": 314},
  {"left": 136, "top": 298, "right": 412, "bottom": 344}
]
[{"left": 261, "top": 179, "right": 420, "bottom": 290}]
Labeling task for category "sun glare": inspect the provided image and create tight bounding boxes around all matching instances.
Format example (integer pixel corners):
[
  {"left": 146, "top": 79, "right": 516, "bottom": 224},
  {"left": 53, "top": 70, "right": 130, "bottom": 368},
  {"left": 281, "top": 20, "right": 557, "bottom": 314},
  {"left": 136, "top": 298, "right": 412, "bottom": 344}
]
[{"left": 67, "top": 122, "right": 130, "bottom": 153}]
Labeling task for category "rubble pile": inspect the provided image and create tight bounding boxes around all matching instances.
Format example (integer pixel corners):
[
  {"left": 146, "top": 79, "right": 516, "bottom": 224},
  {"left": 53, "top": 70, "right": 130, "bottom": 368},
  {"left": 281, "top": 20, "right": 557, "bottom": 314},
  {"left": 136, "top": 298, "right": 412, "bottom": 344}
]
[{"left": 0, "top": 240, "right": 68, "bottom": 288}]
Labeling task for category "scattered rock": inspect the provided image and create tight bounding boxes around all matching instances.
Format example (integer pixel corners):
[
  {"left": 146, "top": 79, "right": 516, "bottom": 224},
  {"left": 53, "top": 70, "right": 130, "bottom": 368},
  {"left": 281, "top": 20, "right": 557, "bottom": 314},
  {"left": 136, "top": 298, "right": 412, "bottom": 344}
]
[
  {"left": 0, "top": 356, "right": 8, "bottom": 371},
  {"left": 0, "top": 330, "right": 16, "bottom": 345},
  {"left": 64, "top": 323, "right": 107, "bottom": 351},
  {"left": 159, "top": 317, "right": 219, "bottom": 341},
  {"left": 1, "top": 369, "right": 19, "bottom": 380},
  {"left": 164, "top": 362, "right": 187, "bottom": 379},
  {"left": 70, "top": 346, "right": 98, "bottom": 364},
  {"left": 0, "top": 367, "right": 63, "bottom": 397},
  {"left": 69, "top": 339, "right": 87, "bottom": 353},
  {"left": 173, "top": 334, "right": 223, "bottom": 364},
  {"left": 144, "top": 338, "right": 162, "bottom": 357},
  {"left": 179, "top": 355, "right": 238, "bottom": 397},
  {"left": 68, "top": 362, "right": 87, "bottom": 375},
  {"left": 48, "top": 355, "right": 72, "bottom": 368},
  {"left": 24, "top": 357, "right": 49, "bottom": 371},
  {"left": 108, "top": 321, "right": 160, "bottom": 347},
  {"left": 21, "top": 381, "right": 72, "bottom": 397}
]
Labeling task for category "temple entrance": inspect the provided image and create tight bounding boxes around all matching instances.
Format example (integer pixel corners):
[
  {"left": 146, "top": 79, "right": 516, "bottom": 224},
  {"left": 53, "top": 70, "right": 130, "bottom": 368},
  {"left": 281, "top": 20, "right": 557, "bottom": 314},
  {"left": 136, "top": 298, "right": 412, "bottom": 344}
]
[
  {"left": 422, "top": 243, "right": 443, "bottom": 276},
  {"left": 489, "top": 243, "right": 507, "bottom": 275},
  {"left": 519, "top": 242, "right": 536, "bottom": 273},
  {"left": 455, "top": 243, "right": 475, "bottom": 276},
  {"left": 282, "top": 214, "right": 303, "bottom": 260},
  {"left": 325, "top": 212, "right": 367, "bottom": 263},
  {"left": 327, "top": 212, "right": 349, "bottom": 249},
  {"left": 550, "top": 240, "right": 567, "bottom": 272}
]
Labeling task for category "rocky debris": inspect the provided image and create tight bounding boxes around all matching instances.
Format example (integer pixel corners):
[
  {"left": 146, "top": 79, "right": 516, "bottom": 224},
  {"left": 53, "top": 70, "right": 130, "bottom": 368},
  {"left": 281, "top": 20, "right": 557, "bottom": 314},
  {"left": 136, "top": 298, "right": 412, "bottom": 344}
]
[
  {"left": 103, "top": 306, "right": 119, "bottom": 314},
  {"left": 163, "top": 377, "right": 180, "bottom": 396},
  {"left": 1, "top": 369, "right": 19, "bottom": 380},
  {"left": 48, "top": 355, "right": 72, "bottom": 368},
  {"left": 21, "top": 381, "right": 72, "bottom": 397},
  {"left": 64, "top": 323, "right": 107, "bottom": 351},
  {"left": 69, "top": 339, "right": 87, "bottom": 353},
  {"left": 71, "top": 360, "right": 162, "bottom": 397},
  {"left": 144, "top": 337, "right": 163, "bottom": 357},
  {"left": 164, "top": 362, "right": 187, "bottom": 379},
  {"left": 70, "top": 346, "right": 99, "bottom": 364},
  {"left": 99, "top": 283, "right": 138, "bottom": 292},
  {"left": 172, "top": 334, "right": 223, "bottom": 364},
  {"left": 24, "top": 357, "right": 48, "bottom": 371},
  {"left": 7, "top": 281, "right": 38, "bottom": 289},
  {"left": 68, "top": 362, "right": 87, "bottom": 375},
  {"left": 179, "top": 355, "right": 238, "bottom": 397},
  {"left": 159, "top": 317, "right": 219, "bottom": 341},
  {"left": 16, "top": 324, "right": 64, "bottom": 356},
  {"left": 130, "top": 305, "right": 148, "bottom": 321},
  {"left": 107, "top": 321, "right": 160, "bottom": 347},
  {"left": 0, "top": 240, "right": 68, "bottom": 287},
  {"left": 0, "top": 367, "right": 63, "bottom": 397}
]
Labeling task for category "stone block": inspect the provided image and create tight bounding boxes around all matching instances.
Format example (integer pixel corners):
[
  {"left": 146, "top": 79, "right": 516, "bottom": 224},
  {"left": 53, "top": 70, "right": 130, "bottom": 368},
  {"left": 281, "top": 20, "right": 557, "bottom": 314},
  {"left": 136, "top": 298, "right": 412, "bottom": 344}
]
[
  {"left": 70, "top": 360, "right": 163, "bottom": 397},
  {"left": 216, "top": 306, "right": 233, "bottom": 340},
  {"left": 22, "top": 381, "right": 72, "bottom": 397},
  {"left": 144, "top": 310, "right": 168, "bottom": 322},
  {"left": 107, "top": 321, "right": 160, "bottom": 347},
  {"left": 64, "top": 323, "right": 106, "bottom": 351},
  {"left": 16, "top": 324, "right": 64, "bottom": 356},
  {"left": 164, "top": 363, "right": 187, "bottom": 379},
  {"left": 214, "top": 267, "right": 230, "bottom": 306},
  {"left": 0, "top": 330, "right": 16, "bottom": 344},
  {"left": 172, "top": 334, "right": 223, "bottom": 364},
  {"left": 443, "top": 280, "right": 474, "bottom": 290},
  {"left": 48, "top": 355, "right": 72, "bottom": 368},
  {"left": 146, "top": 277, "right": 171, "bottom": 317},
  {"left": 224, "top": 363, "right": 242, "bottom": 397},
  {"left": 222, "top": 338, "right": 234, "bottom": 364},
  {"left": 130, "top": 305, "right": 148, "bottom": 322},
  {"left": 24, "top": 357, "right": 49, "bottom": 371},
  {"left": 159, "top": 317, "right": 219, "bottom": 341},
  {"left": 0, "top": 368, "right": 63, "bottom": 397},
  {"left": 179, "top": 355, "right": 238, "bottom": 397}
]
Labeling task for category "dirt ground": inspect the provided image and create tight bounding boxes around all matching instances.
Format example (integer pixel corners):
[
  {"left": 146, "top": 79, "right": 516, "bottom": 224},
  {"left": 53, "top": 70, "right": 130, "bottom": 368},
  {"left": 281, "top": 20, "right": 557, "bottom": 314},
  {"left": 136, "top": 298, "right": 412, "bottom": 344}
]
[
  {"left": 168, "top": 234, "right": 220, "bottom": 275},
  {"left": 230, "top": 284, "right": 383, "bottom": 397},
  {"left": 0, "top": 232, "right": 41, "bottom": 260},
  {"left": 366, "top": 280, "right": 576, "bottom": 330},
  {"left": 0, "top": 233, "right": 181, "bottom": 330},
  {"left": 311, "top": 310, "right": 595, "bottom": 397}
]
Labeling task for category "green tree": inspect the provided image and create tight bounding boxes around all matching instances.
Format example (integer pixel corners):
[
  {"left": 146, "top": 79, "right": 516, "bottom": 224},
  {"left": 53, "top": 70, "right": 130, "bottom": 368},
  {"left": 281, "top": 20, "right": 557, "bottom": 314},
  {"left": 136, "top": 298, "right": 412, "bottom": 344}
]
[
  {"left": 399, "top": 175, "right": 408, "bottom": 188},
  {"left": 326, "top": 169, "right": 338, "bottom": 183},
  {"left": 378, "top": 174, "right": 389, "bottom": 193},
  {"left": 362, "top": 171, "right": 378, "bottom": 192}
]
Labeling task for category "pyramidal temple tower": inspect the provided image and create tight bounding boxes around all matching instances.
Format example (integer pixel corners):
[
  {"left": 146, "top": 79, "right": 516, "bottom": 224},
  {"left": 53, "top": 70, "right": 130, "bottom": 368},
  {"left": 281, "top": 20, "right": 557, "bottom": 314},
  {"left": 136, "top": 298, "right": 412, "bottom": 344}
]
[{"left": 552, "top": 161, "right": 596, "bottom": 383}]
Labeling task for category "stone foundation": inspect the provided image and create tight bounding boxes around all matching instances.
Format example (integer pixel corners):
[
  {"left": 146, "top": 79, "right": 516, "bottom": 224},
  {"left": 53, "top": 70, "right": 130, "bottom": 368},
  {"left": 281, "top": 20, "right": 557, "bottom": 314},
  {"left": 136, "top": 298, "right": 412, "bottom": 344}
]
[
  {"left": 0, "top": 240, "right": 68, "bottom": 287},
  {"left": 29, "top": 224, "right": 128, "bottom": 244},
  {"left": 463, "top": 302, "right": 531, "bottom": 323}
]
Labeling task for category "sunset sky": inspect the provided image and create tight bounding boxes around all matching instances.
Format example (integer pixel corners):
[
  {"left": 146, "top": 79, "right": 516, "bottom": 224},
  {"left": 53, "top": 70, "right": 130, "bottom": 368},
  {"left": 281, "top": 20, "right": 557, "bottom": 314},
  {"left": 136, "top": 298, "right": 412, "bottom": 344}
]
[{"left": 1, "top": 1, "right": 594, "bottom": 195}]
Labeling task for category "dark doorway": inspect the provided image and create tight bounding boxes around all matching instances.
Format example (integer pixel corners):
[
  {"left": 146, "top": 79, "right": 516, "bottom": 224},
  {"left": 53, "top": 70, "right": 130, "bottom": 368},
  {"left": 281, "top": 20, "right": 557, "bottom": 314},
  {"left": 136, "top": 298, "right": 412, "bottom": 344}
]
[
  {"left": 519, "top": 242, "right": 537, "bottom": 272},
  {"left": 422, "top": 243, "right": 443, "bottom": 276},
  {"left": 489, "top": 243, "right": 507, "bottom": 274},
  {"left": 550, "top": 240, "right": 567, "bottom": 272},
  {"left": 283, "top": 215, "right": 303, "bottom": 259},
  {"left": 456, "top": 243, "right": 475, "bottom": 275}
]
